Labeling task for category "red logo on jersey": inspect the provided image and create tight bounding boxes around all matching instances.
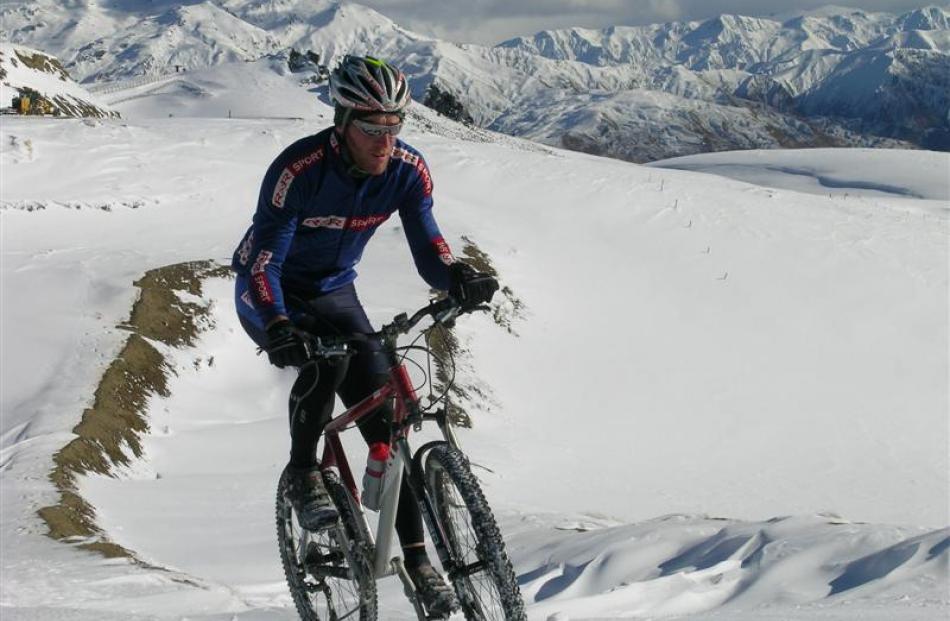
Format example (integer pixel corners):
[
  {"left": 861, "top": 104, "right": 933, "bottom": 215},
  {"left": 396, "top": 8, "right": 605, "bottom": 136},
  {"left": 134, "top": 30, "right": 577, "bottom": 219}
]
[
  {"left": 271, "top": 147, "right": 324, "bottom": 208},
  {"left": 251, "top": 249, "right": 273, "bottom": 275},
  {"left": 415, "top": 159, "right": 433, "bottom": 197},
  {"left": 393, "top": 148, "right": 432, "bottom": 197},
  {"left": 252, "top": 273, "right": 274, "bottom": 305},
  {"left": 272, "top": 169, "right": 295, "bottom": 209},
  {"left": 348, "top": 214, "right": 390, "bottom": 231},
  {"left": 433, "top": 237, "right": 454, "bottom": 265},
  {"left": 301, "top": 215, "right": 347, "bottom": 229},
  {"left": 291, "top": 148, "right": 324, "bottom": 174},
  {"left": 392, "top": 147, "right": 419, "bottom": 166},
  {"left": 301, "top": 214, "right": 390, "bottom": 231}
]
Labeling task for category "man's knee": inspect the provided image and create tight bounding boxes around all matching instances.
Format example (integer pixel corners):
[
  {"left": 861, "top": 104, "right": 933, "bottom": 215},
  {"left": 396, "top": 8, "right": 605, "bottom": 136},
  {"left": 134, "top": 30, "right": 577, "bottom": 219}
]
[{"left": 289, "top": 364, "right": 335, "bottom": 430}]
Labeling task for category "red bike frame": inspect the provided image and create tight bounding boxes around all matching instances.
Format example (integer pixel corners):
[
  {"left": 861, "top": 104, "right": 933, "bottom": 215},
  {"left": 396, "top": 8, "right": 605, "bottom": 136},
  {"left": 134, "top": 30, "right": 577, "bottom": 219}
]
[{"left": 320, "top": 359, "right": 419, "bottom": 504}]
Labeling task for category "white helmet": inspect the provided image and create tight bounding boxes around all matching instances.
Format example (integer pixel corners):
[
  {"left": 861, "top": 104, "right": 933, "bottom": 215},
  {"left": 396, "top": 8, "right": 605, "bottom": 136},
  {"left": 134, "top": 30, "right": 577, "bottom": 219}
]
[{"left": 329, "top": 55, "right": 411, "bottom": 116}]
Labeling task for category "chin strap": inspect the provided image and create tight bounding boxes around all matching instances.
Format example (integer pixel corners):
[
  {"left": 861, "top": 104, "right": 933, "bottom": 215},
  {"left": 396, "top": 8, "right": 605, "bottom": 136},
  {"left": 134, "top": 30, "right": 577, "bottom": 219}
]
[
  {"left": 344, "top": 154, "right": 371, "bottom": 179},
  {"left": 335, "top": 128, "right": 371, "bottom": 179}
]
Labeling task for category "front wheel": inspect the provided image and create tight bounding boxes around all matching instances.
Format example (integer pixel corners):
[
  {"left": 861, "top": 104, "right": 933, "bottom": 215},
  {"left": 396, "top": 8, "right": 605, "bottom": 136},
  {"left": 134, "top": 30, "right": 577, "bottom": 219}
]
[
  {"left": 276, "top": 467, "right": 377, "bottom": 620},
  {"left": 424, "top": 444, "right": 526, "bottom": 620}
]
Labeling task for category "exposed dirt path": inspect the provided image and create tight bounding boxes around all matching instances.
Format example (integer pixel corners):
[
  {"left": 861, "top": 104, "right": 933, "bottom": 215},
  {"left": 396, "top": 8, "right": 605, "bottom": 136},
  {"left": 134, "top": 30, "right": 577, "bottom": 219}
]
[{"left": 38, "top": 260, "right": 230, "bottom": 558}]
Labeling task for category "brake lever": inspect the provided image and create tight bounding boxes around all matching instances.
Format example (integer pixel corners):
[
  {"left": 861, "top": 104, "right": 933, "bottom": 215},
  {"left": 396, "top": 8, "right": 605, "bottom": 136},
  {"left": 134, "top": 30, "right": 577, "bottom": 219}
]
[
  {"left": 393, "top": 312, "right": 410, "bottom": 333},
  {"left": 311, "top": 337, "right": 352, "bottom": 360}
]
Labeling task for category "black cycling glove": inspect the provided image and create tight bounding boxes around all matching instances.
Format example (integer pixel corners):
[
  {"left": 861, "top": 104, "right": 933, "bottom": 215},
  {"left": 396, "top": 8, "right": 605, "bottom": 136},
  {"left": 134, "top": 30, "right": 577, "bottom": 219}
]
[
  {"left": 266, "top": 320, "right": 312, "bottom": 368},
  {"left": 449, "top": 262, "right": 499, "bottom": 308}
]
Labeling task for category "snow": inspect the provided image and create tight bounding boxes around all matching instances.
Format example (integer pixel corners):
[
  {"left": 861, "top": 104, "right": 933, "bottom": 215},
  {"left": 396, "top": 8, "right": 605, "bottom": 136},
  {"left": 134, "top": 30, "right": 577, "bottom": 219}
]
[
  {"left": 2, "top": 64, "right": 948, "bottom": 619},
  {"left": 98, "top": 57, "right": 327, "bottom": 120},
  {"left": 649, "top": 148, "right": 950, "bottom": 201}
]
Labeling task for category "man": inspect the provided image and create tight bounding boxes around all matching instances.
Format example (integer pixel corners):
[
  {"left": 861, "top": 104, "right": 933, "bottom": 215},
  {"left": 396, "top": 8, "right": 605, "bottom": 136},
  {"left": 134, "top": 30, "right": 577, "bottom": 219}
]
[{"left": 231, "top": 55, "right": 497, "bottom": 615}]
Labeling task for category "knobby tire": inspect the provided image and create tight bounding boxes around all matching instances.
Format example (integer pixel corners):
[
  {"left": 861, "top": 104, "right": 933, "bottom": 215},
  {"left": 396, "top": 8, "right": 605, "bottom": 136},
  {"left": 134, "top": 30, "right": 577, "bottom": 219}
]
[
  {"left": 276, "top": 468, "right": 378, "bottom": 621},
  {"left": 424, "top": 444, "right": 526, "bottom": 621}
]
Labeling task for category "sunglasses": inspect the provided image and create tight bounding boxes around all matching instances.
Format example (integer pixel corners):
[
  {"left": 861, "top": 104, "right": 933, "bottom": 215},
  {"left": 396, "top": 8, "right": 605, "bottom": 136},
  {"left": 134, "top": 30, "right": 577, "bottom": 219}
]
[{"left": 351, "top": 118, "right": 403, "bottom": 137}]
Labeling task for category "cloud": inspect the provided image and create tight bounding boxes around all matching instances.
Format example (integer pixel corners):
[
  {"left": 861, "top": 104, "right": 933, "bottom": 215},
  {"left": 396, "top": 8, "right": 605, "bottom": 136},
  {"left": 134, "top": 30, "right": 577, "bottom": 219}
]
[{"left": 352, "top": 0, "right": 942, "bottom": 44}]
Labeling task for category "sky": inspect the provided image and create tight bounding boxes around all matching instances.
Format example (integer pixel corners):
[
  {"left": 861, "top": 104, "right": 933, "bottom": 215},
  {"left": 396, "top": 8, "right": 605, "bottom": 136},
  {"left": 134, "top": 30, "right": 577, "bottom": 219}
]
[{"left": 352, "top": 0, "right": 945, "bottom": 44}]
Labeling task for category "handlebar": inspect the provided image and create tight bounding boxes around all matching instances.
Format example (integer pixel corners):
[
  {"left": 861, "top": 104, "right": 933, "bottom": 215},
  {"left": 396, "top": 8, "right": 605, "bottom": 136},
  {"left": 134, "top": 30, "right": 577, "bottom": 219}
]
[
  {"left": 304, "top": 296, "right": 481, "bottom": 361},
  {"left": 388, "top": 296, "right": 460, "bottom": 335}
]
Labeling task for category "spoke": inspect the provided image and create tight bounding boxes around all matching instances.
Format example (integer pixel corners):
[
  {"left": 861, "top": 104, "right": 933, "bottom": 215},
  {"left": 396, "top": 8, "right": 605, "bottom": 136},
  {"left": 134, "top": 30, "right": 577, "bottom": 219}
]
[
  {"left": 278, "top": 472, "right": 376, "bottom": 620},
  {"left": 286, "top": 509, "right": 364, "bottom": 617},
  {"left": 433, "top": 468, "right": 509, "bottom": 620}
]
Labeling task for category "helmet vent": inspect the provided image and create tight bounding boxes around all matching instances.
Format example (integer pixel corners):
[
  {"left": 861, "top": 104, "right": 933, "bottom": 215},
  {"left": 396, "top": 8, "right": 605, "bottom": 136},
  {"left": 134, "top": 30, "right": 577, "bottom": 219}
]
[{"left": 329, "top": 54, "right": 411, "bottom": 116}]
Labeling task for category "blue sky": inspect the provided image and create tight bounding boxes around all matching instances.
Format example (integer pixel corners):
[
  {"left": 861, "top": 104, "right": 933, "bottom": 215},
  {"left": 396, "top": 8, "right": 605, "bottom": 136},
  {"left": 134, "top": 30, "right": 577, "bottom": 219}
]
[{"left": 353, "top": 1, "right": 943, "bottom": 43}]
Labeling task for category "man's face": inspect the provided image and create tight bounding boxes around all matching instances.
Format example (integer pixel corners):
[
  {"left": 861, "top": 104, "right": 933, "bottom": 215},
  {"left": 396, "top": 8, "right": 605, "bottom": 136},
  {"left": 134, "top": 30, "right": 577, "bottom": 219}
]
[{"left": 342, "top": 113, "right": 402, "bottom": 176}]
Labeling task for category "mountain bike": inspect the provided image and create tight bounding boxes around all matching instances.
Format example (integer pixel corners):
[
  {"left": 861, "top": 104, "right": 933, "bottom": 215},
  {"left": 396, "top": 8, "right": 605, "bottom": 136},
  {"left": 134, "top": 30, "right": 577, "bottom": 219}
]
[{"left": 275, "top": 297, "right": 526, "bottom": 620}]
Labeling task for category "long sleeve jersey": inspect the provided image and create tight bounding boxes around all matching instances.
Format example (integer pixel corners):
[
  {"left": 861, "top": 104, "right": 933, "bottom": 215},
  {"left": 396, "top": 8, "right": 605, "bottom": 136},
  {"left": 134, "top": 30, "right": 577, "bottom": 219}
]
[{"left": 231, "top": 128, "right": 455, "bottom": 326}]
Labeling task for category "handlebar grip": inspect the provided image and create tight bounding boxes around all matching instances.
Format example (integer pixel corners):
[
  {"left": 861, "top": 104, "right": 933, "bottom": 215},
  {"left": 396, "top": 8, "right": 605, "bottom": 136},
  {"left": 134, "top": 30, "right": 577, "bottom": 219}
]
[{"left": 430, "top": 296, "right": 459, "bottom": 315}]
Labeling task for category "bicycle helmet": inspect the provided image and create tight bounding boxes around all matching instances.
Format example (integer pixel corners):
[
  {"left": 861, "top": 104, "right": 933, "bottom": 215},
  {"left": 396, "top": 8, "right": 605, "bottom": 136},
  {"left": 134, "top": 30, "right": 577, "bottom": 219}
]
[{"left": 329, "top": 55, "right": 411, "bottom": 126}]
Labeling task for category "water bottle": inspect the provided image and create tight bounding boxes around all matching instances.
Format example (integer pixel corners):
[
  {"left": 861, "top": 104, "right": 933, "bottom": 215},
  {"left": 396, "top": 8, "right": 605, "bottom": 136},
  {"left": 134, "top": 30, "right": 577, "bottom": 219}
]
[{"left": 361, "top": 441, "right": 390, "bottom": 511}]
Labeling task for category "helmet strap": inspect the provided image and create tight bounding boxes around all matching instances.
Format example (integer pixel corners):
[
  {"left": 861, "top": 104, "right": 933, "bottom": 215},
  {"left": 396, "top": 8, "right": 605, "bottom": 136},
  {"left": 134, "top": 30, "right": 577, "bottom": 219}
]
[
  {"left": 334, "top": 127, "right": 371, "bottom": 179},
  {"left": 334, "top": 105, "right": 353, "bottom": 129}
]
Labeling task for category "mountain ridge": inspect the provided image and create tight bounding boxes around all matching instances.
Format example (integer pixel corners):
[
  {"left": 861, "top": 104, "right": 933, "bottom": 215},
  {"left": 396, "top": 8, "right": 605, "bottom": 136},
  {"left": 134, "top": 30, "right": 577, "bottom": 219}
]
[{"left": 2, "top": 1, "right": 946, "bottom": 159}]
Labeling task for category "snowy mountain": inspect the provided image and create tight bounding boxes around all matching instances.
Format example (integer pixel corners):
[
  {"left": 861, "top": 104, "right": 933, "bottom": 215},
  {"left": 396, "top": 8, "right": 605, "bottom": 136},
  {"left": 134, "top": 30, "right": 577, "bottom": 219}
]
[
  {"left": 0, "top": 43, "right": 117, "bottom": 117},
  {"left": 1, "top": 1, "right": 947, "bottom": 160},
  {"left": 495, "top": 6, "right": 950, "bottom": 156}
]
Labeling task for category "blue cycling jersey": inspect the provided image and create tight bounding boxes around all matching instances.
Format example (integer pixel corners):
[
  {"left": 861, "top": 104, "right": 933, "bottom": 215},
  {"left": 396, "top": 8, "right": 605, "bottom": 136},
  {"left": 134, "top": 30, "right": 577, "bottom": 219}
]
[{"left": 232, "top": 128, "right": 455, "bottom": 327}]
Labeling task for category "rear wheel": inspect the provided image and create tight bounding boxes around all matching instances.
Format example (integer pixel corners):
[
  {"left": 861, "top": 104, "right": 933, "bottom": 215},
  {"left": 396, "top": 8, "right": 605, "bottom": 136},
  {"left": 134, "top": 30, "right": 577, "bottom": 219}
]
[
  {"left": 276, "top": 467, "right": 377, "bottom": 620},
  {"left": 424, "top": 444, "right": 526, "bottom": 620}
]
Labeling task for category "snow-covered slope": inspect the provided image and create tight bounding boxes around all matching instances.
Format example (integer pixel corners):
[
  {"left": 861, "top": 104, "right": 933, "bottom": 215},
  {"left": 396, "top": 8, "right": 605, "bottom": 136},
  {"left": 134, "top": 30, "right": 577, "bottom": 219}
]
[
  {"left": 1, "top": 86, "right": 947, "bottom": 618},
  {"left": 97, "top": 55, "right": 327, "bottom": 120},
  {"left": 2, "top": 2, "right": 947, "bottom": 160},
  {"left": 650, "top": 148, "right": 950, "bottom": 200},
  {"left": 0, "top": 43, "right": 117, "bottom": 117}
]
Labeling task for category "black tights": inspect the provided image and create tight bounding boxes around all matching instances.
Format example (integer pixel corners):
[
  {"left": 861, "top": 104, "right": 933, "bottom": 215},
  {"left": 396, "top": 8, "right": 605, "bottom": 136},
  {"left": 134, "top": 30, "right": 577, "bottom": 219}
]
[
  {"left": 287, "top": 360, "right": 426, "bottom": 554},
  {"left": 242, "top": 283, "right": 426, "bottom": 553}
]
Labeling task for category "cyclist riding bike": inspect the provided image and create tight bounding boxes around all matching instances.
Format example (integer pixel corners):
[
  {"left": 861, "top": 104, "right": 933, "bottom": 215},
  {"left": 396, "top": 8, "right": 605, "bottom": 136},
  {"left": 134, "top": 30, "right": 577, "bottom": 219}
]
[{"left": 231, "top": 54, "right": 497, "bottom": 616}]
